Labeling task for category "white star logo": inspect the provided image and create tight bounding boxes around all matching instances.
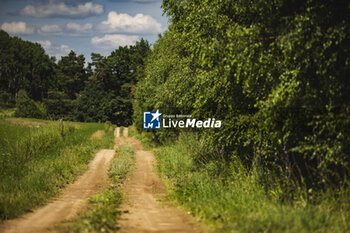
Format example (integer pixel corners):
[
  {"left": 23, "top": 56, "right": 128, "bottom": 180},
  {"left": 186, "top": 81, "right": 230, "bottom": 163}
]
[{"left": 150, "top": 110, "right": 161, "bottom": 122}]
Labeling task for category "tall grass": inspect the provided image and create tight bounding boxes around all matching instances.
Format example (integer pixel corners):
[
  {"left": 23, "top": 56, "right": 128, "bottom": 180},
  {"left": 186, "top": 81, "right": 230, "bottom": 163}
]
[
  {"left": 0, "top": 118, "right": 115, "bottom": 220},
  {"left": 155, "top": 133, "right": 350, "bottom": 232},
  {"left": 127, "top": 125, "right": 137, "bottom": 137}
]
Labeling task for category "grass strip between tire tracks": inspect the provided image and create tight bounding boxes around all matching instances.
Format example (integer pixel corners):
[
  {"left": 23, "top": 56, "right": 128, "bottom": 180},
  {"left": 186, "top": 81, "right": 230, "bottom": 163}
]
[{"left": 60, "top": 145, "right": 135, "bottom": 233}]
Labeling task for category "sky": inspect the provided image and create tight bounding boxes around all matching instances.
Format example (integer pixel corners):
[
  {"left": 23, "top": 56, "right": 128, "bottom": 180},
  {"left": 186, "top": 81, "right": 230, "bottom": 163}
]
[{"left": 0, "top": 0, "right": 168, "bottom": 62}]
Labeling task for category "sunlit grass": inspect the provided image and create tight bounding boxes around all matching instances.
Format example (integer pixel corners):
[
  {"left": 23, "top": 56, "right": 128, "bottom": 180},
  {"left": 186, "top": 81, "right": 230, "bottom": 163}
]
[
  {"left": 155, "top": 133, "right": 350, "bottom": 233},
  {"left": 0, "top": 118, "right": 115, "bottom": 220}
]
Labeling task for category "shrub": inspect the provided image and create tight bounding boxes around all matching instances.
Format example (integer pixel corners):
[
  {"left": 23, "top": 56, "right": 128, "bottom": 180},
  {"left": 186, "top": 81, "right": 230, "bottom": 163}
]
[{"left": 15, "top": 90, "right": 46, "bottom": 119}]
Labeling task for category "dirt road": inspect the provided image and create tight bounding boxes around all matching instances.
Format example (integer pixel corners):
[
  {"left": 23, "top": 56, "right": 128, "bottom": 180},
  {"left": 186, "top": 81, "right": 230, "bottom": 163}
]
[
  {"left": 0, "top": 140, "right": 115, "bottom": 233},
  {"left": 118, "top": 133, "right": 204, "bottom": 233},
  {"left": 1, "top": 127, "right": 204, "bottom": 233}
]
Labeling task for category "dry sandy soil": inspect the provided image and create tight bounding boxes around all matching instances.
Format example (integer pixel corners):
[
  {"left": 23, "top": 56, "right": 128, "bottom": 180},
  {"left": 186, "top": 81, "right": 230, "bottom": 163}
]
[{"left": 90, "top": 130, "right": 105, "bottom": 139}]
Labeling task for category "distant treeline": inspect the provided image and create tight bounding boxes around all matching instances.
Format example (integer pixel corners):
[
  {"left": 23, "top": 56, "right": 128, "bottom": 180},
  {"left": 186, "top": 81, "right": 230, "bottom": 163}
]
[
  {"left": 134, "top": 0, "right": 350, "bottom": 190},
  {"left": 0, "top": 30, "right": 150, "bottom": 126}
]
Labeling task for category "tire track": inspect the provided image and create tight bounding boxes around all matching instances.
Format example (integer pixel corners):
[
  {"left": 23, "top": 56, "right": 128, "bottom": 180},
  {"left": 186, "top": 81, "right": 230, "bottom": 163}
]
[{"left": 0, "top": 132, "right": 116, "bottom": 233}]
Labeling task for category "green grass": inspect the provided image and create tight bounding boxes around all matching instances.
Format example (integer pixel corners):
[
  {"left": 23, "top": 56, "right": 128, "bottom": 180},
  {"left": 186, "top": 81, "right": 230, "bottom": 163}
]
[
  {"left": 61, "top": 145, "right": 135, "bottom": 233},
  {"left": 0, "top": 118, "right": 115, "bottom": 220},
  {"left": 119, "top": 126, "right": 124, "bottom": 137},
  {"left": 154, "top": 133, "right": 350, "bottom": 233},
  {"left": 127, "top": 125, "right": 137, "bottom": 137}
]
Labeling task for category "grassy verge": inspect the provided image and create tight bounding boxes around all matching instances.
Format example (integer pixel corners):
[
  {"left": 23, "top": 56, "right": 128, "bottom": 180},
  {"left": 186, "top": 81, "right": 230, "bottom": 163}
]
[
  {"left": 61, "top": 145, "right": 135, "bottom": 233},
  {"left": 0, "top": 118, "right": 115, "bottom": 220},
  {"left": 154, "top": 133, "right": 350, "bottom": 233},
  {"left": 127, "top": 125, "right": 137, "bottom": 137}
]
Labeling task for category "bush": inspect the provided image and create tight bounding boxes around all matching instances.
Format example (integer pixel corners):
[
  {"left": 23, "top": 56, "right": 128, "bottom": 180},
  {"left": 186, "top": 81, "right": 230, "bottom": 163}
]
[
  {"left": 0, "top": 91, "right": 14, "bottom": 109},
  {"left": 15, "top": 90, "right": 46, "bottom": 119}
]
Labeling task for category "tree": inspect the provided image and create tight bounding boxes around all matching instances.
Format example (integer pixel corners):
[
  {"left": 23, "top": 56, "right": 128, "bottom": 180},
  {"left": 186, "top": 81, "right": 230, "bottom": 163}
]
[
  {"left": 134, "top": 0, "right": 350, "bottom": 189},
  {"left": 76, "top": 41, "right": 150, "bottom": 125},
  {"left": 44, "top": 90, "right": 75, "bottom": 120},
  {"left": 15, "top": 90, "right": 46, "bottom": 118},
  {"left": 0, "top": 30, "right": 55, "bottom": 103},
  {"left": 56, "top": 50, "right": 87, "bottom": 99}
]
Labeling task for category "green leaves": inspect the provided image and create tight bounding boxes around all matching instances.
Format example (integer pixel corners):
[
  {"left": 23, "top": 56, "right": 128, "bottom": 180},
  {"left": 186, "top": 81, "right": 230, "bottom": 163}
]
[
  {"left": 76, "top": 41, "right": 150, "bottom": 125},
  {"left": 134, "top": 0, "right": 350, "bottom": 190},
  {"left": 0, "top": 30, "right": 55, "bottom": 102},
  {"left": 15, "top": 90, "right": 46, "bottom": 119},
  {"left": 55, "top": 51, "right": 87, "bottom": 100}
]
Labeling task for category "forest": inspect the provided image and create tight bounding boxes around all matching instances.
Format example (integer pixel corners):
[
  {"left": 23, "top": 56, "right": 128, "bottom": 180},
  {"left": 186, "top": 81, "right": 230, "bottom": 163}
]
[{"left": 0, "top": 30, "right": 150, "bottom": 126}]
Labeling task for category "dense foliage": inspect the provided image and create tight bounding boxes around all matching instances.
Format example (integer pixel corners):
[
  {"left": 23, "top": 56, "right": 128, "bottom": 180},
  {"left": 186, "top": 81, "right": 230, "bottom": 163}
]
[
  {"left": 0, "top": 30, "right": 55, "bottom": 105},
  {"left": 15, "top": 90, "right": 46, "bottom": 119},
  {"left": 0, "top": 30, "right": 150, "bottom": 126},
  {"left": 134, "top": 0, "right": 350, "bottom": 191},
  {"left": 75, "top": 40, "right": 150, "bottom": 126}
]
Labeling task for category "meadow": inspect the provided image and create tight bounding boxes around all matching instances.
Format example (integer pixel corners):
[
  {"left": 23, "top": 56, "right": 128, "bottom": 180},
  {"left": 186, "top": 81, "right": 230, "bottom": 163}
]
[{"left": 0, "top": 118, "right": 115, "bottom": 220}]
